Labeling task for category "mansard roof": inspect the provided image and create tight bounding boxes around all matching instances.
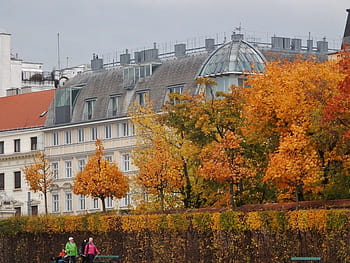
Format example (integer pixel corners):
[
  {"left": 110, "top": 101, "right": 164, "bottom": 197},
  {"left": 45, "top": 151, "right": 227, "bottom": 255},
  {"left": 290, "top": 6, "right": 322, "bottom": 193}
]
[
  {"left": 0, "top": 89, "right": 54, "bottom": 131},
  {"left": 45, "top": 53, "right": 207, "bottom": 126}
]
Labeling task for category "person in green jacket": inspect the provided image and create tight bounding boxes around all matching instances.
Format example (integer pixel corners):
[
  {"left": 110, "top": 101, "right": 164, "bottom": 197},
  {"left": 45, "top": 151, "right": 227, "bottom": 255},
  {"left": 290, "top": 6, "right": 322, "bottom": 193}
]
[{"left": 65, "top": 237, "right": 78, "bottom": 263}]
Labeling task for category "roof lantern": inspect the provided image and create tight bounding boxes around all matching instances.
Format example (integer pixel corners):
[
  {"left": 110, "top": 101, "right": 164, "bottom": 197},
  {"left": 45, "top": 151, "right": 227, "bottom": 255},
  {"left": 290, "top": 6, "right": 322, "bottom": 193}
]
[{"left": 198, "top": 34, "right": 266, "bottom": 77}]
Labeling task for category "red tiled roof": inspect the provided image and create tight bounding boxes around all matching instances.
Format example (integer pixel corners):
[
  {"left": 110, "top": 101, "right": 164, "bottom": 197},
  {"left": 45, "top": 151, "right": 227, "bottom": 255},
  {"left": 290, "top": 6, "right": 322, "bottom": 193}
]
[{"left": 0, "top": 89, "right": 54, "bottom": 131}]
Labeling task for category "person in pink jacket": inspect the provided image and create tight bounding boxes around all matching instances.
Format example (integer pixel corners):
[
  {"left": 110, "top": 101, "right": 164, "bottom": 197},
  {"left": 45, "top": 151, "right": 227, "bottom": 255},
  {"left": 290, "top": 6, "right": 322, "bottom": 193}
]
[{"left": 84, "top": 237, "right": 100, "bottom": 263}]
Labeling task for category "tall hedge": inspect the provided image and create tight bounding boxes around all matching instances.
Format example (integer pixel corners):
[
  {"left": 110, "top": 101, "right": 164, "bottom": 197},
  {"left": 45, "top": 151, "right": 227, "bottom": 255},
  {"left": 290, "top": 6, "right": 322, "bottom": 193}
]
[{"left": 1, "top": 209, "right": 350, "bottom": 262}]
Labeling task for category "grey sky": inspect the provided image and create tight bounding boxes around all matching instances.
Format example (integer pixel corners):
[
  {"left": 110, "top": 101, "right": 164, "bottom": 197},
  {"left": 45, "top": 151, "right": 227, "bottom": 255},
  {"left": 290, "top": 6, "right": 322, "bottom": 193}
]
[{"left": 0, "top": 0, "right": 349, "bottom": 71}]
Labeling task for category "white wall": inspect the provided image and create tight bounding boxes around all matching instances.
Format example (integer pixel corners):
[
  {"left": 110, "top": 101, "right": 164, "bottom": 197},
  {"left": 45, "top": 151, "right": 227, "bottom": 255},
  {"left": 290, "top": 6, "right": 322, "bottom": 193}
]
[
  {"left": 0, "top": 129, "right": 45, "bottom": 215},
  {"left": 0, "top": 33, "right": 11, "bottom": 97}
]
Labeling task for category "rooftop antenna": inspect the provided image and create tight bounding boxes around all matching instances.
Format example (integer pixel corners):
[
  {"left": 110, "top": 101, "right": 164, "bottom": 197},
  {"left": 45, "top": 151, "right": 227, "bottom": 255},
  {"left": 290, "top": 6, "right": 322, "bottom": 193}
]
[{"left": 57, "top": 32, "right": 61, "bottom": 71}]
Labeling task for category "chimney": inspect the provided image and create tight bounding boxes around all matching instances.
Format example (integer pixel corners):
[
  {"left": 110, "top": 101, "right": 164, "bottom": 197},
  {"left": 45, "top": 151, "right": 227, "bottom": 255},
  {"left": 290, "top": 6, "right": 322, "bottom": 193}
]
[
  {"left": 91, "top": 53, "right": 103, "bottom": 71},
  {"left": 317, "top": 38, "right": 328, "bottom": 53},
  {"left": 174, "top": 43, "right": 186, "bottom": 58},
  {"left": 205, "top": 38, "right": 215, "bottom": 52},
  {"left": 120, "top": 49, "right": 131, "bottom": 65},
  {"left": 291, "top": 38, "right": 302, "bottom": 51},
  {"left": 342, "top": 9, "right": 350, "bottom": 49},
  {"left": 307, "top": 39, "right": 313, "bottom": 52}
]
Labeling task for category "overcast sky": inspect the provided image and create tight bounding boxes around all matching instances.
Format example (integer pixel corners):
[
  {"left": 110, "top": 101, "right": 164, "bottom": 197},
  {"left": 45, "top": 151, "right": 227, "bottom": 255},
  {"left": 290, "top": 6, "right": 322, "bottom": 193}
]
[{"left": 0, "top": 0, "right": 349, "bottom": 71}]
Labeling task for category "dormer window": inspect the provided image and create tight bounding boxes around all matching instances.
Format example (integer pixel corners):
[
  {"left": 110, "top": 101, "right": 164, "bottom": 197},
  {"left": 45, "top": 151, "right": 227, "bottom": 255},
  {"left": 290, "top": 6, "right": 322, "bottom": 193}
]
[
  {"left": 108, "top": 95, "right": 120, "bottom": 117},
  {"left": 136, "top": 91, "right": 148, "bottom": 106},
  {"left": 167, "top": 84, "right": 184, "bottom": 105},
  {"left": 84, "top": 99, "right": 96, "bottom": 120}
]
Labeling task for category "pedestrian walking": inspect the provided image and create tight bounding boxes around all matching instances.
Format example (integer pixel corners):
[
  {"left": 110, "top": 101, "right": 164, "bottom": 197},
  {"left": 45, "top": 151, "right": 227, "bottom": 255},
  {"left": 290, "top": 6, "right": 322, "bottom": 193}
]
[
  {"left": 65, "top": 237, "right": 78, "bottom": 263},
  {"left": 84, "top": 237, "right": 100, "bottom": 263}
]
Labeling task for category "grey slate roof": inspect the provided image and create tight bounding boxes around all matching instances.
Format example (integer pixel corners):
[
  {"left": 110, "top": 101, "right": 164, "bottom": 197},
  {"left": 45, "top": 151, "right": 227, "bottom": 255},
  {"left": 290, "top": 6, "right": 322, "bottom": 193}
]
[{"left": 45, "top": 53, "right": 208, "bottom": 126}]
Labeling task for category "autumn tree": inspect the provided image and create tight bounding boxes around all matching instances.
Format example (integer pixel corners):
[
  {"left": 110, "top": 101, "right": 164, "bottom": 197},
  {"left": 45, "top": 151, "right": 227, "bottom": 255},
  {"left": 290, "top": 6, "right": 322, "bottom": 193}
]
[
  {"left": 23, "top": 152, "right": 54, "bottom": 215},
  {"left": 164, "top": 78, "right": 264, "bottom": 207},
  {"left": 244, "top": 58, "right": 343, "bottom": 201},
  {"left": 198, "top": 131, "right": 248, "bottom": 209},
  {"left": 131, "top": 103, "right": 194, "bottom": 211},
  {"left": 73, "top": 139, "right": 129, "bottom": 212}
]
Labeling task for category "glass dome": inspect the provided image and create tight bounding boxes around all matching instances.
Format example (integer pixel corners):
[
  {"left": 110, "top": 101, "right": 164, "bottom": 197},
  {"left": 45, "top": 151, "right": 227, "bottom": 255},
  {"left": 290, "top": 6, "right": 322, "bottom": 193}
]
[{"left": 198, "top": 38, "right": 266, "bottom": 77}]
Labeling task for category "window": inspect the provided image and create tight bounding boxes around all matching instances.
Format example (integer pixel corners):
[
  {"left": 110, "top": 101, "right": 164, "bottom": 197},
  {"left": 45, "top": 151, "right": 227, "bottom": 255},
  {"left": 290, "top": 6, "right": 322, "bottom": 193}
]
[
  {"left": 65, "top": 192, "right": 73, "bottom": 212},
  {"left": 168, "top": 84, "right": 184, "bottom": 105},
  {"left": 52, "top": 194, "right": 59, "bottom": 212},
  {"left": 106, "top": 197, "right": 113, "bottom": 208},
  {"left": 65, "top": 160, "right": 72, "bottom": 178},
  {"left": 78, "top": 128, "right": 85, "bottom": 143},
  {"left": 136, "top": 92, "right": 148, "bottom": 106},
  {"left": 92, "top": 198, "right": 99, "bottom": 209},
  {"left": 14, "top": 171, "right": 21, "bottom": 189},
  {"left": 14, "top": 139, "right": 20, "bottom": 152},
  {"left": 78, "top": 159, "right": 86, "bottom": 172},
  {"left": 122, "top": 122, "right": 129, "bottom": 137},
  {"left": 52, "top": 132, "right": 59, "bottom": 146},
  {"left": 91, "top": 127, "right": 98, "bottom": 141},
  {"left": 30, "top": 137, "right": 37, "bottom": 150},
  {"left": 84, "top": 99, "right": 96, "bottom": 120},
  {"left": 78, "top": 194, "right": 86, "bottom": 210},
  {"left": 104, "top": 125, "right": 112, "bottom": 139},
  {"left": 105, "top": 155, "right": 112, "bottom": 162},
  {"left": 121, "top": 194, "right": 131, "bottom": 207},
  {"left": 51, "top": 162, "right": 59, "bottom": 179},
  {"left": 0, "top": 173, "right": 4, "bottom": 190},
  {"left": 122, "top": 154, "right": 130, "bottom": 172},
  {"left": 108, "top": 96, "right": 120, "bottom": 117},
  {"left": 64, "top": 130, "right": 72, "bottom": 144},
  {"left": 0, "top": 141, "right": 3, "bottom": 154}
]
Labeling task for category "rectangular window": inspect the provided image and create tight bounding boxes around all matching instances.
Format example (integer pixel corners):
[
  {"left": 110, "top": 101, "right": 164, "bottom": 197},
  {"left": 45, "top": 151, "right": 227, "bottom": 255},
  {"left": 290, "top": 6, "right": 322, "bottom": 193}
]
[
  {"left": 0, "top": 141, "right": 3, "bottom": 154},
  {"left": 168, "top": 84, "right": 184, "bottom": 105},
  {"left": 0, "top": 173, "right": 4, "bottom": 190},
  {"left": 85, "top": 99, "right": 96, "bottom": 120},
  {"left": 14, "top": 171, "right": 21, "bottom": 189},
  {"left": 51, "top": 162, "right": 59, "bottom": 179},
  {"left": 78, "top": 128, "right": 85, "bottom": 143},
  {"left": 105, "top": 155, "right": 112, "bottom": 162},
  {"left": 136, "top": 92, "right": 148, "bottom": 106},
  {"left": 92, "top": 198, "right": 99, "bottom": 209},
  {"left": 106, "top": 197, "right": 113, "bottom": 208},
  {"left": 52, "top": 132, "right": 59, "bottom": 146},
  {"left": 91, "top": 127, "right": 98, "bottom": 141},
  {"left": 122, "top": 154, "right": 130, "bottom": 172},
  {"left": 109, "top": 96, "right": 120, "bottom": 117},
  {"left": 52, "top": 194, "right": 59, "bottom": 212},
  {"left": 65, "top": 161, "right": 72, "bottom": 178},
  {"left": 14, "top": 139, "right": 20, "bottom": 152},
  {"left": 122, "top": 122, "right": 129, "bottom": 137},
  {"left": 121, "top": 194, "right": 131, "bottom": 207},
  {"left": 30, "top": 137, "right": 37, "bottom": 150},
  {"left": 64, "top": 130, "right": 72, "bottom": 144},
  {"left": 78, "top": 159, "right": 86, "bottom": 172},
  {"left": 78, "top": 194, "right": 86, "bottom": 210},
  {"left": 104, "top": 124, "right": 112, "bottom": 139},
  {"left": 65, "top": 192, "right": 73, "bottom": 212}
]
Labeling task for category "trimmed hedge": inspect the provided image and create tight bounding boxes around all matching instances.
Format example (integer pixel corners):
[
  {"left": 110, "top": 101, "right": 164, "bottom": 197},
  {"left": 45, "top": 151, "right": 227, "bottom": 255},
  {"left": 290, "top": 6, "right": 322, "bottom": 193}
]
[{"left": 1, "top": 209, "right": 350, "bottom": 262}]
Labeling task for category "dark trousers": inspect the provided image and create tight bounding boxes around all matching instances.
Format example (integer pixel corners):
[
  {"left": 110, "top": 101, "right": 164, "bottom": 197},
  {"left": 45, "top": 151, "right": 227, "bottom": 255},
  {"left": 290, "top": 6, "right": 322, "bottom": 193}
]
[
  {"left": 66, "top": 256, "right": 76, "bottom": 263},
  {"left": 87, "top": 254, "right": 95, "bottom": 263}
]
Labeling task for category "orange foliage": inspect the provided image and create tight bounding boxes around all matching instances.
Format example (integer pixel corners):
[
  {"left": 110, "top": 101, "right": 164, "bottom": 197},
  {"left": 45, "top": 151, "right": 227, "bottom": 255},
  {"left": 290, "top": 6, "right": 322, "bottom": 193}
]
[
  {"left": 244, "top": 58, "right": 343, "bottom": 201},
  {"left": 73, "top": 139, "right": 129, "bottom": 212},
  {"left": 23, "top": 152, "right": 54, "bottom": 214}
]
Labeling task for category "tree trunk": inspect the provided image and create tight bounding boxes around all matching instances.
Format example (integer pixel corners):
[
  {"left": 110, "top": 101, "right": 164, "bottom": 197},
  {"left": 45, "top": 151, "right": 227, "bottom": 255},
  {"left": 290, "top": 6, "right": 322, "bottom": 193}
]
[
  {"left": 182, "top": 159, "right": 192, "bottom": 208},
  {"left": 229, "top": 181, "right": 236, "bottom": 210},
  {"left": 101, "top": 197, "right": 106, "bottom": 212},
  {"left": 44, "top": 190, "right": 48, "bottom": 215},
  {"left": 159, "top": 190, "right": 165, "bottom": 213}
]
